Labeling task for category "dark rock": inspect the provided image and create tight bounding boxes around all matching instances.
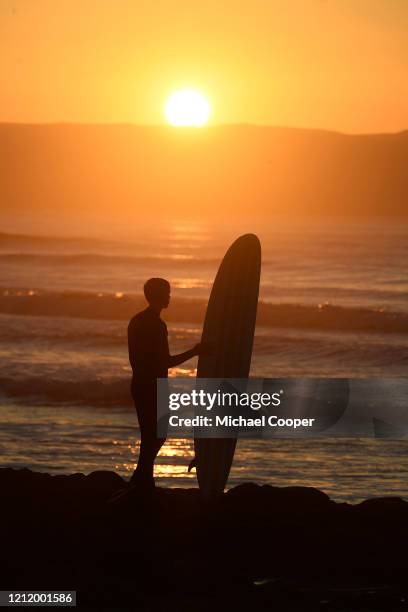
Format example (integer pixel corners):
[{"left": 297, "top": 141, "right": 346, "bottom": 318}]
[{"left": 1, "top": 467, "right": 407, "bottom": 609}]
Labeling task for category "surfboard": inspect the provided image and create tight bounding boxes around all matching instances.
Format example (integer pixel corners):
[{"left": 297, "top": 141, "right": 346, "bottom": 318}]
[{"left": 194, "top": 233, "right": 261, "bottom": 498}]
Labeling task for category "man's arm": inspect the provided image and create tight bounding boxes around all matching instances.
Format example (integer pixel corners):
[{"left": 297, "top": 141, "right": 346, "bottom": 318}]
[
  {"left": 168, "top": 345, "right": 199, "bottom": 368},
  {"left": 168, "top": 344, "right": 201, "bottom": 368},
  {"left": 128, "top": 320, "right": 139, "bottom": 372}
]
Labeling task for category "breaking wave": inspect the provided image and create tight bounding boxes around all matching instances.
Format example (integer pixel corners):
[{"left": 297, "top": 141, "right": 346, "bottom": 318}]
[{"left": 0, "top": 287, "right": 407, "bottom": 334}]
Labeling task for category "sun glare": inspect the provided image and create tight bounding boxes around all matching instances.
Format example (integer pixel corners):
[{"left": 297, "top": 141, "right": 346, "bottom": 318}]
[{"left": 165, "top": 90, "right": 210, "bottom": 127}]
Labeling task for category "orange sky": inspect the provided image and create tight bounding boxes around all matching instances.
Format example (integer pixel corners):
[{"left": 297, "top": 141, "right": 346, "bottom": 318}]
[{"left": 0, "top": 0, "right": 407, "bottom": 133}]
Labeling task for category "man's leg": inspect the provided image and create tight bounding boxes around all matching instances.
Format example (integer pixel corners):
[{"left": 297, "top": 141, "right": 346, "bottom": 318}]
[{"left": 131, "top": 391, "right": 166, "bottom": 486}]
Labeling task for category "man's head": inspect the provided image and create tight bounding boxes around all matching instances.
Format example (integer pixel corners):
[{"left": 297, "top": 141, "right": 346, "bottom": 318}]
[{"left": 144, "top": 278, "right": 171, "bottom": 309}]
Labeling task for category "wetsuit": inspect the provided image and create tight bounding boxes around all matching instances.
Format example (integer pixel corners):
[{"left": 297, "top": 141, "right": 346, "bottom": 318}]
[{"left": 128, "top": 306, "right": 169, "bottom": 484}]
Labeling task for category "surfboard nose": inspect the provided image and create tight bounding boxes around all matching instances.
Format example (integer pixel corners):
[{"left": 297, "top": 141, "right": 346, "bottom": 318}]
[
  {"left": 235, "top": 233, "right": 261, "bottom": 246},
  {"left": 228, "top": 233, "right": 261, "bottom": 258}
]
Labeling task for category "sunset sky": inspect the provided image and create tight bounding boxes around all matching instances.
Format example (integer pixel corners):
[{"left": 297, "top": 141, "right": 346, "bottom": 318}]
[{"left": 0, "top": 0, "right": 407, "bottom": 133}]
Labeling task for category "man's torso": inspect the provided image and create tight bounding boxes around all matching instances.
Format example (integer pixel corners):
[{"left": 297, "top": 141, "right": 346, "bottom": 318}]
[{"left": 128, "top": 307, "right": 169, "bottom": 390}]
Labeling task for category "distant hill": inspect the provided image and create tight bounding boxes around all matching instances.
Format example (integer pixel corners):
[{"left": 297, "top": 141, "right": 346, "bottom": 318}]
[{"left": 1, "top": 123, "right": 407, "bottom": 224}]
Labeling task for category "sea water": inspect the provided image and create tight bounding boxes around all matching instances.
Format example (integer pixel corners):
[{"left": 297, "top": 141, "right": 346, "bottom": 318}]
[{"left": 0, "top": 219, "right": 407, "bottom": 502}]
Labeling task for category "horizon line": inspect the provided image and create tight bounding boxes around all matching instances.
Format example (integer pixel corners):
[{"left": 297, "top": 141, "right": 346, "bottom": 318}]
[{"left": 0, "top": 121, "right": 407, "bottom": 137}]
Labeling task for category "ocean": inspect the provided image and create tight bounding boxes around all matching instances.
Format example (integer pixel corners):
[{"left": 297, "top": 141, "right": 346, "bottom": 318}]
[{"left": 0, "top": 219, "right": 407, "bottom": 502}]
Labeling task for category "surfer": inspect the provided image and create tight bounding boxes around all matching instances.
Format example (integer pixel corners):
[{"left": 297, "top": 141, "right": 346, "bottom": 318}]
[{"left": 128, "top": 277, "right": 204, "bottom": 489}]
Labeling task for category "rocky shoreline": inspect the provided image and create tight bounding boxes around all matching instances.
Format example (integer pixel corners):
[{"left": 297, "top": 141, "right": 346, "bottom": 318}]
[{"left": 1, "top": 468, "right": 407, "bottom": 610}]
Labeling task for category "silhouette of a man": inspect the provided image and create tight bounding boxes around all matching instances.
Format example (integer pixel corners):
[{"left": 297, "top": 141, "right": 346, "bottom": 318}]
[{"left": 128, "top": 278, "right": 202, "bottom": 489}]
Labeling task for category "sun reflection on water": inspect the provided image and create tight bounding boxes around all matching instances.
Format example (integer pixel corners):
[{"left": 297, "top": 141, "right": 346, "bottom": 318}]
[{"left": 2, "top": 403, "right": 408, "bottom": 502}]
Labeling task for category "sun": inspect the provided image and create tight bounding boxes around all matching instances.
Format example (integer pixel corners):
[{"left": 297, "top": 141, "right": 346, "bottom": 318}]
[{"left": 165, "top": 90, "right": 211, "bottom": 127}]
